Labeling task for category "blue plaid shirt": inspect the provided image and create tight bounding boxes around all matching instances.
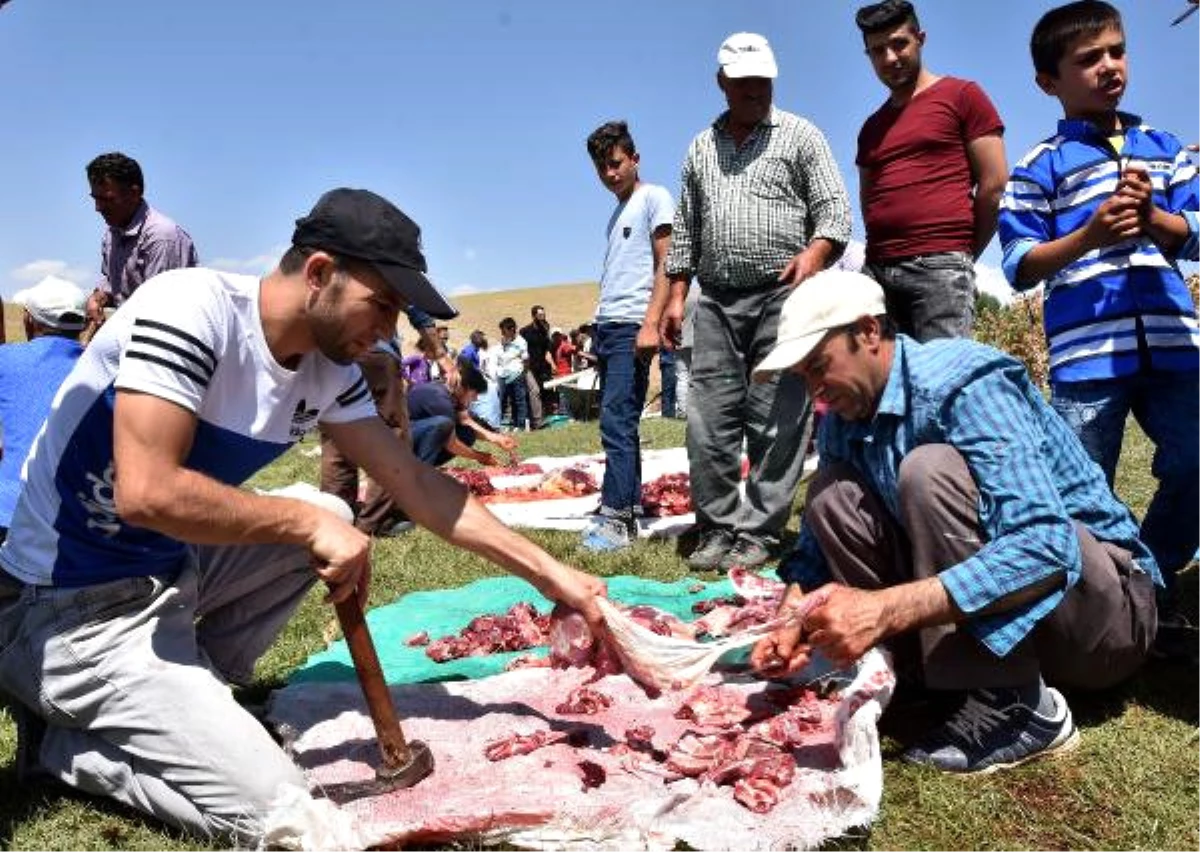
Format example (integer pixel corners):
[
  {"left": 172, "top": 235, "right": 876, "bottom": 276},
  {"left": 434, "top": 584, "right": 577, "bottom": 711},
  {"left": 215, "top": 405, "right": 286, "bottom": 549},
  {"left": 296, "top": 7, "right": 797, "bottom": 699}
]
[{"left": 779, "top": 336, "right": 1160, "bottom": 657}]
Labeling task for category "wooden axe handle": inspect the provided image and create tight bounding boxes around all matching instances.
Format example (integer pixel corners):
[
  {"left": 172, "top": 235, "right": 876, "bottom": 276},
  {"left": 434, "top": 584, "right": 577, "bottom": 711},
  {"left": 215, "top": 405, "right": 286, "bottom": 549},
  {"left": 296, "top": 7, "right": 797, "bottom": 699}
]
[{"left": 334, "top": 595, "right": 413, "bottom": 772}]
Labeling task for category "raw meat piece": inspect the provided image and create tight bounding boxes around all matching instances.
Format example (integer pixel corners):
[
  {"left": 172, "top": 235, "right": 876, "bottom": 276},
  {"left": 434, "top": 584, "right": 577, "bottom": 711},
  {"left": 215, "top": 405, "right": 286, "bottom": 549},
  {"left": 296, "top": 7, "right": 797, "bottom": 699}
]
[
  {"left": 547, "top": 604, "right": 621, "bottom": 675},
  {"left": 624, "top": 725, "right": 657, "bottom": 753},
  {"left": 747, "top": 700, "right": 826, "bottom": 748},
  {"left": 555, "top": 685, "right": 613, "bottom": 715},
  {"left": 733, "top": 776, "right": 782, "bottom": 814},
  {"left": 664, "top": 730, "right": 741, "bottom": 776},
  {"left": 484, "top": 729, "right": 572, "bottom": 762},
  {"left": 641, "top": 473, "right": 693, "bottom": 516},
  {"left": 675, "top": 686, "right": 753, "bottom": 727},
  {"left": 404, "top": 631, "right": 430, "bottom": 647},
  {"left": 444, "top": 468, "right": 495, "bottom": 496},
  {"left": 578, "top": 760, "right": 606, "bottom": 790}
]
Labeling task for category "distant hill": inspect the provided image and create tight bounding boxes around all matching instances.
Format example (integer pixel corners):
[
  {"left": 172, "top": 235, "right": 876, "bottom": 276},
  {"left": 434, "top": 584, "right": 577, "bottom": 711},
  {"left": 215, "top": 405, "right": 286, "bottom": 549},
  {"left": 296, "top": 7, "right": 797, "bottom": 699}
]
[
  {"left": 1, "top": 280, "right": 604, "bottom": 348},
  {"left": 418, "top": 281, "right": 600, "bottom": 352}
]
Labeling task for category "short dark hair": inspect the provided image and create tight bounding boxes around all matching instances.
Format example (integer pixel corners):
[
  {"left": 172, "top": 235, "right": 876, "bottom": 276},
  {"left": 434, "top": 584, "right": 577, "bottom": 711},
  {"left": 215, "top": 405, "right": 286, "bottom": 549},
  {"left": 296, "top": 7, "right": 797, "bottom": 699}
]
[
  {"left": 499, "top": 317, "right": 517, "bottom": 333},
  {"left": 855, "top": 0, "right": 919, "bottom": 36},
  {"left": 531, "top": 305, "right": 545, "bottom": 317},
  {"left": 1030, "top": 0, "right": 1123, "bottom": 76},
  {"left": 458, "top": 361, "right": 488, "bottom": 394},
  {"left": 586, "top": 120, "right": 636, "bottom": 166},
  {"left": 86, "top": 152, "right": 144, "bottom": 190}
]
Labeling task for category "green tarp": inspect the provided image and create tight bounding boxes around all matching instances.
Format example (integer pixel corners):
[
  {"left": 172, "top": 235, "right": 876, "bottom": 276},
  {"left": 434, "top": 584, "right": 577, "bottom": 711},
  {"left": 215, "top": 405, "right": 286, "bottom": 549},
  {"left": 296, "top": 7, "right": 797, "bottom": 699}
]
[{"left": 291, "top": 574, "right": 735, "bottom": 686}]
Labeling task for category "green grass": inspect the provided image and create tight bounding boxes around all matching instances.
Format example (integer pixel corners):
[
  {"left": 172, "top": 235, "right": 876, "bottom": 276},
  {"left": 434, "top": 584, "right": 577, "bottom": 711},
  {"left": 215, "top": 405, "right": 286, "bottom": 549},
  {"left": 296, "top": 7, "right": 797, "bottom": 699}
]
[{"left": 0, "top": 416, "right": 1196, "bottom": 850}]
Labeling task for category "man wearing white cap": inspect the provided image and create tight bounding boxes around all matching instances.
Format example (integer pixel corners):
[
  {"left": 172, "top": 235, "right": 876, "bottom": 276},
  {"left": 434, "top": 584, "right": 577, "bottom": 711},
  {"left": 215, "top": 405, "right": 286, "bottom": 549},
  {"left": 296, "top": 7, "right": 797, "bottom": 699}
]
[
  {"left": 748, "top": 269, "right": 1159, "bottom": 775},
  {"left": 660, "top": 32, "right": 852, "bottom": 572},
  {"left": 0, "top": 276, "right": 88, "bottom": 535}
]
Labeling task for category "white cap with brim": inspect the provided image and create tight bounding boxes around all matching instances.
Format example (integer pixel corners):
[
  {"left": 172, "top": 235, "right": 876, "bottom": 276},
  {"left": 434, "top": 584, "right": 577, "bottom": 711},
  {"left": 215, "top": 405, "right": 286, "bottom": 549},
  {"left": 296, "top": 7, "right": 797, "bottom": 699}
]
[
  {"left": 718, "top": 32, "right": 779, "bottom": 79},
  {"left": 12, "top": 275, "right": 88, "bottom": 331},
  {"left": 752, "top": 270, "right": 887, "bottom": 380}
]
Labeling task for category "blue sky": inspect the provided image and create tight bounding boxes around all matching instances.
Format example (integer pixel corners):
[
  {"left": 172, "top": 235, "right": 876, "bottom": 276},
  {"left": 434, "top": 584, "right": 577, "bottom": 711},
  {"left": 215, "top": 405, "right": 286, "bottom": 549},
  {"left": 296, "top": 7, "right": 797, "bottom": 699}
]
[{"left": 0, "top": 0, "right": 1196, "bottom": 302}]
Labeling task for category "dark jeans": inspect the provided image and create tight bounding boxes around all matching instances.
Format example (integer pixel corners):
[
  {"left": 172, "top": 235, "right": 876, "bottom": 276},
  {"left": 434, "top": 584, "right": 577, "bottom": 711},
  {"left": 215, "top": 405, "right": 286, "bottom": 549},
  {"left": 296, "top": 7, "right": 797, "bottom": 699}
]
[
  {"left": 595, "top": 322, "right": 650, "bottom": 516},
  {"left": 659, "top": 348, "right": 677, "bottom": 418},
  {"left": 498, "top": 374, "right": 528, "bottom": 429},
  {"left": 410, "top": 415, "right": 476, "bottom": 467},
  {"left": 1051, "top": 370, "right": 1199, "bottom": 594},
  {"left": 805, "top": 444, "right": 1157, "bottom": 691},
  {"left": 864, "top": 251, "right": 976, "bottom": 341}
]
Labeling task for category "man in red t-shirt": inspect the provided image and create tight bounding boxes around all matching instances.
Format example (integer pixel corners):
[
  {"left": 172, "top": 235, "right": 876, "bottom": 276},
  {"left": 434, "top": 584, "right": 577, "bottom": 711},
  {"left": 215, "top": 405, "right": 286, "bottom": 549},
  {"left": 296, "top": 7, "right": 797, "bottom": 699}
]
[{"left": 854, "top": 0, "right": 1007, "bottom": 341}]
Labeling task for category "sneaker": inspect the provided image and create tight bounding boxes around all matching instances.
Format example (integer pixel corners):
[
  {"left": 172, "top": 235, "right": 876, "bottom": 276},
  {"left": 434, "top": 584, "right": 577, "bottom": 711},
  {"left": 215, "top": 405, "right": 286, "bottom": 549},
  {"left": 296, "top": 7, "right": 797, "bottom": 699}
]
[
  {"left": 686, "top": 528, "right": 735, "bottom": 570},
  {"left": 718, "top": 534, "right": 773, "bottom": 572},
  {"left": 581, "top": 516, "right": 633, "bottom": 553},
  {"left": 902, "top": 686, "right": 1079, "bottom": 774}
]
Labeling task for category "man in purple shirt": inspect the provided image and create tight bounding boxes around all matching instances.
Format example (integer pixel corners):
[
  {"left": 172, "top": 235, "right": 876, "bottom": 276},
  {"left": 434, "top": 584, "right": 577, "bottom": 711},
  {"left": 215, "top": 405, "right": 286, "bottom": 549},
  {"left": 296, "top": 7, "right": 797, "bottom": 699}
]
[{"left": 84, "top": 152, "right": 199, "bottom": 334}]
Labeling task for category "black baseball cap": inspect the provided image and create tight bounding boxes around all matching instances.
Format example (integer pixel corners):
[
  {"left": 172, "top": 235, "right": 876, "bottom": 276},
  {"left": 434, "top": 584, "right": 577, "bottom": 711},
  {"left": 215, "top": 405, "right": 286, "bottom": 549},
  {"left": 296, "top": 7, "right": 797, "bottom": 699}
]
[{"left": 292, "top": 188, "right": 458, "bottom": 320}]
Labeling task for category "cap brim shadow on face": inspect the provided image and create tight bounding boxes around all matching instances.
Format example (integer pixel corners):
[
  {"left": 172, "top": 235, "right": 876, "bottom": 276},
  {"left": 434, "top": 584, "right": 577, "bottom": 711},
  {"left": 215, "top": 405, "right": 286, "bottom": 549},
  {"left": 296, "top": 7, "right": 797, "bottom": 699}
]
[{"left": 374, "top": 262, "right": 458, "bottom": 320}]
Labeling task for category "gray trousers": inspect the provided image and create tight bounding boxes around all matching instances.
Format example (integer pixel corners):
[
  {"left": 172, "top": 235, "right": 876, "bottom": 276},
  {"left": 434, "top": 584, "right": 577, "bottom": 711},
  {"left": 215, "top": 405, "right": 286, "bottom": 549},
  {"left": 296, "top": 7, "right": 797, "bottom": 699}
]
[
  {"left": 805, "top": 445, "right": 1157, "bottom": 691},
  {"left": 687, "top": 285, "right": 812, "bottom": 547},
  {"left": 0, "top": 543, "right": 316, "bottom": 844},
  {"left": 863, "top": 251, "right": 976, "bottom": 342}
]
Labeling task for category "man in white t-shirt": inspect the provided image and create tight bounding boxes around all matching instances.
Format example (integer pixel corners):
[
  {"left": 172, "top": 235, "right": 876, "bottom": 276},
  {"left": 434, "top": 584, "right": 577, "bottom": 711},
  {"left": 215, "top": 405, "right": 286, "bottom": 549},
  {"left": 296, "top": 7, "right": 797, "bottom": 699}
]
[
  {"left": 495, "top": 316, "right": 530, "bottom": 430},
  {"left": 0, "top": 188, "right": 607, "bottom": 845},
  {"left": 580, "top": 121, "right": 675, "bottom": 551}
]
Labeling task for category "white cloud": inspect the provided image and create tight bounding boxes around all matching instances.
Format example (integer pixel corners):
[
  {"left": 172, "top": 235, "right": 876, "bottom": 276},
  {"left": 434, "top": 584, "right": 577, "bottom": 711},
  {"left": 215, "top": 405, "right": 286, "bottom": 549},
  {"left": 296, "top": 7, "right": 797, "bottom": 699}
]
[
  {"left": 5, "top": 259, "right": 92, "bottom": 299},
  {"left": 974, "top": 261, "right": 1015, "bottom": 305},
  {"left": 449, "top": 284, "right": 480, "bottom": 297},
  {"left": 207, "top": 244, "right": 287, "bottom": 276}
]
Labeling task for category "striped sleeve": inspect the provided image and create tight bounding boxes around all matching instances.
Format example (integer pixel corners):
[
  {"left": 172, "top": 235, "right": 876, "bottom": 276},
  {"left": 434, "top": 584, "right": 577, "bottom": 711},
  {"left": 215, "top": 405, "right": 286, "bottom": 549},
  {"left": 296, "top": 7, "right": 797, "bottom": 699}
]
[
  {"left": 1165, "top": 145, "right": 1199, "bottom": 261},
  {"left": 999, "top": 144, "right": 1056, "bottom": 289},
  {"left": 319, "top": 366, "right": 382, "bottom": 425},
  {"left": 115, "top": 299, "right": 223, "bottom": 414}
]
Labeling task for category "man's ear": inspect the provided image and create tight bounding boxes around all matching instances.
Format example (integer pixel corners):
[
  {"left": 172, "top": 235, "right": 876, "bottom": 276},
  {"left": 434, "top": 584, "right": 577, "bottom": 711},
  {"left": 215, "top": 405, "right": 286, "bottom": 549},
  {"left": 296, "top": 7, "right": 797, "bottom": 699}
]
[
  {"left": 860, "top": 314, "right": 883, "bottom": 346},
  {"left": 1035, "top": 71, "right": 1057, "bottom": 97},
  {"left": 303, "top": 252, "right": 336, "bottom": 294}
]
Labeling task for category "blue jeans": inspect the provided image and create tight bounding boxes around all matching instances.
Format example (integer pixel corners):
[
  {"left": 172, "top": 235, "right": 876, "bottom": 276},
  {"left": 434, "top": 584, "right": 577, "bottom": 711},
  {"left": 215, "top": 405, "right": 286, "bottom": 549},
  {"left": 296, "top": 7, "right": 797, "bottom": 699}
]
[
  {"left": 1052, "top": 371, "right": 1199, "bottom": 592},
  {"left": 864, "top": 251, "right": 975, "bottom": 341},
  {"left": 659, "top": 348, "right": 677, "bottom": 418},
  {"left": 409, "top": 415, "right": 475, "bottom": 467},
  {"left": 595, "top": 322, "right": 649, "bottom": 515},
  {"left": 498, "top": 374, "right": 528, "bottom": 429}
]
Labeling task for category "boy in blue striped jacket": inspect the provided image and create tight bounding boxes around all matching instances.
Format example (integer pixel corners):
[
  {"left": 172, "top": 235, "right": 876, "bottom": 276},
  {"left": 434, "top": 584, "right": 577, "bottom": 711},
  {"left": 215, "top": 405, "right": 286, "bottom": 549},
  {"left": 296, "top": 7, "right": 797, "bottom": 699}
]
[{"left": 998, "top": 0, "right": 1198, "bottom": 646}]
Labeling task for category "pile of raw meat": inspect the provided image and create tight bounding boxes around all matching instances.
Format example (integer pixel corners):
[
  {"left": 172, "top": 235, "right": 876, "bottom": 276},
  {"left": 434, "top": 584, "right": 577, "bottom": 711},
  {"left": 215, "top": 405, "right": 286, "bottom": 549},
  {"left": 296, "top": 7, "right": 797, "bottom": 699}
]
[
  {"left": 408, "top": 601, "right": 551, "bottom": 662},
  {"left": 443, "top": 468, "right": 495, "bottom": 496},
  {"left": 641, "top": 472, "right": 692, "bottom": 516}
]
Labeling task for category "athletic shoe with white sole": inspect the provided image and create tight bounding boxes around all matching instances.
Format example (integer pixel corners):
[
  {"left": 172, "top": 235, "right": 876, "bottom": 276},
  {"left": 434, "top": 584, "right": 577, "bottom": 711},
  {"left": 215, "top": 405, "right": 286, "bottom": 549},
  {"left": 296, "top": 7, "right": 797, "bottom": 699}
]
[{"left": 902, "top": 685, "right": 1080, "bottom": 774}]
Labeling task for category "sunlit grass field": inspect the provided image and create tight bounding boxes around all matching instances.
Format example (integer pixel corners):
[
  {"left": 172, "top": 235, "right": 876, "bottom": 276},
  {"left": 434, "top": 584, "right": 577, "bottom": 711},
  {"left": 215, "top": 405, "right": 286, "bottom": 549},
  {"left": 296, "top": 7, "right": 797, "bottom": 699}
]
[{"left": 0, "top": 413, "right": 1194, "bottom": 850}]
